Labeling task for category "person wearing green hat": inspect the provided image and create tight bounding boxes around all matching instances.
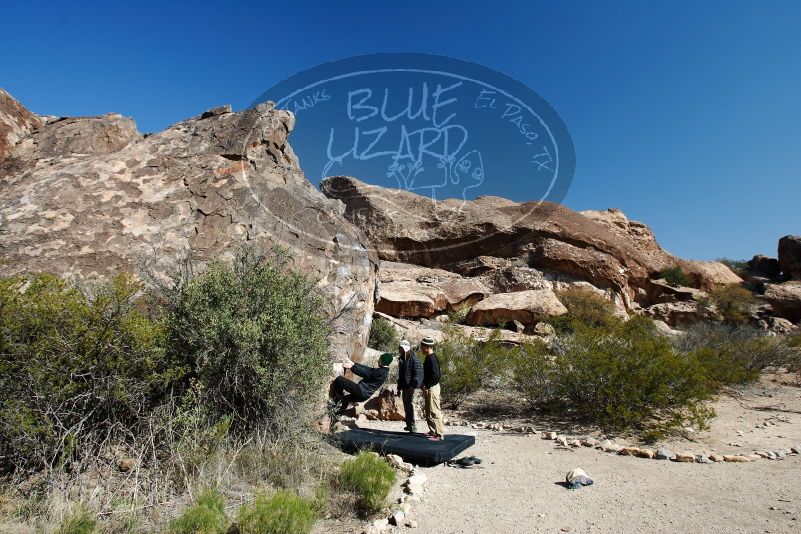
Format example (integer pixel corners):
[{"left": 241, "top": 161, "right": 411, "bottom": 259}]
[{"left": 329, "top": 352, "right": 393, "bottom": 415}]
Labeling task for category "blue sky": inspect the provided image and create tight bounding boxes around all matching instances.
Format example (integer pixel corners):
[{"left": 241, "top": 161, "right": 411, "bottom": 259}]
[{"left": 1, "top": 0, "right": 799, "bottom": 260}]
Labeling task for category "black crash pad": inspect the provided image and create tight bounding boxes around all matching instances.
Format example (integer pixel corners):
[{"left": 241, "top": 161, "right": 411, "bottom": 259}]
[{"left": 335, "top": 428, "right": 475, "bottom": 466}]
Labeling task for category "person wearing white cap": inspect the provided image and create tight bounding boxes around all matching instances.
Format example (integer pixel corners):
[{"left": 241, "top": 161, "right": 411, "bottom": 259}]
[{"left": 396, "top": 339, "right": 423, "bottom": 433}]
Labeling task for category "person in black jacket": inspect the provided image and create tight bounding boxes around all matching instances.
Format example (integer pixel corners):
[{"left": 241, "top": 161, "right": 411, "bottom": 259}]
[
  {"left": 396, "top": 339, "right": 423, "bottom": 433},
  {"left": 329, "top": 352, "right": 392, "bottom": 415},
  {"left": 420, "top": 336, "right": 445, "bottom": 441}
]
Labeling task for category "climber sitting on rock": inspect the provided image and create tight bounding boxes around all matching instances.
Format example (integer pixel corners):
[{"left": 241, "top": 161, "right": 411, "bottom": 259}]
[{"left": 329, "top": 352, "right": 393, "bottom": 415}]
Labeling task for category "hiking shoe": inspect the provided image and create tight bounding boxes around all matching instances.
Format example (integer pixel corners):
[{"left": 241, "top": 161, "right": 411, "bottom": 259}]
[
  {"left": 427, "top": 435, "right": 443, "bottom": 441},
  {"left": 468, "top": 456, "right": 483, "bottom": 465},
  {"left": 457, "top": 457, "right": 475, "bottom": 467}
]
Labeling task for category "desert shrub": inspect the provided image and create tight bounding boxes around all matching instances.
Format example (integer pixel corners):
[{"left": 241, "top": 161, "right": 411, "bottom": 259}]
[
  {"left": 163, "top": 246, "right": 331, "bottom": 431},
  {"left": 446, "top": 306, "right": 470, "bottom": 324},
  {"left": 368, "top": 317, "right": 398, "bottom": 352},
  {"left": 514, "top": 316, "right": 715, "bottom": 435},
  {"left": 436, "top": 327, "right": 527, "bottom": 408},
  {"left": 676, "top": 322, "right": 800, "bottom": 379},
  {"left": 658, "top": 266, "right": 693, "bottom": 287},
  {"left": 717, "top": 258, "right": 749, "bottom": 278},
  {"left": 706, "top": 285, "right": 755, "bottom": 324},
  {"left": 237, "top": 491, "right": 317, "bottom": 534},
  {"left": 170, "top": 488, "right": 229, "bottom": 534},
  {"left": 544, "top": 286, "right": 618, "bottom": 334},
  {"left": 0, "top": 273, "right": 174, "bottom": 472},
  {"left": 57, "top": 505, "right": 99, "bottom": 534},
  {"left": 336, "top": 452, "right": 395, "bottom": 517}
]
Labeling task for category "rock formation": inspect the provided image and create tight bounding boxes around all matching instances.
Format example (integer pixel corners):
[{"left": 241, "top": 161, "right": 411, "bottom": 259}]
[
  {"left": 320, "top": 175, "right": 742, "bottom": 316},
  {"left": 779, "top": 235, "right": 801, "bottom": 280},
  {"left": 0, "top": 90, "right": 377, "bottom": 360}
]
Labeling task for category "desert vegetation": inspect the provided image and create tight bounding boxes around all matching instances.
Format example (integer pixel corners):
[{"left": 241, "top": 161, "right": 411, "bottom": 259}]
[
  {"left": 438, "top": 289, "right": 801, "bottom": 440},
  {"left": 0, "top": 246, "right": 395, "bottom": 533}
]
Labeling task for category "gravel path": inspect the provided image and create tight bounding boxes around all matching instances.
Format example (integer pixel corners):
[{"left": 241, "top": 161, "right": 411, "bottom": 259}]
[{"left": 371, "top": 377, "right": 801, "bottom": 533}]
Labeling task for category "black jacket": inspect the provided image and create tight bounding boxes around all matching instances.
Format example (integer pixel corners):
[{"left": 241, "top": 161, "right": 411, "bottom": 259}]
[
  {"left": 397, "top": 351, "right": 423, "bottom": 390},
  {"left": 422, "top": 352, "right": 441, "bottom": 388},
  {"left": 351, "top": 362, "right": 389, "bottom": 398}
]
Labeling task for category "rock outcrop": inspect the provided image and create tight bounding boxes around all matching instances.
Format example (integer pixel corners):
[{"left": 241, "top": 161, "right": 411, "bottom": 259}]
[
  {"left": 320, "top": 176, "right": 741, "bottom": 308},
  {"left": 0, "top": 91, "right": 377, "bottom": 361},
  {"left": 0, "top": 88, "right": 42, "bottom": 163},
  {"left": 464, "top": 289, "right": 567, "bottom": 326},
  {"left": 376, "top": 261, "right": 490, "bottom": 318},
  {"left": 763, "top": 282, "right": 801, "bottom": 323},
  {"left": 779, "top": 235, "right": 801, "bottom": 280}
]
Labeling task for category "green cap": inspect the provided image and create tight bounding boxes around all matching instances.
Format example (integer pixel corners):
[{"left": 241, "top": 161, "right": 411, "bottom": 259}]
[{"left": 379, "top": 352, "right": 393, "bottom": 366}]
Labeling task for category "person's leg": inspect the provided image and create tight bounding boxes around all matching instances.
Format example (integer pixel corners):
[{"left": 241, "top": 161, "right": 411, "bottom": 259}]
[
  {"left": 424, "top": 388, "right": 436, "bottom": 435},
  {"left": 402, "top": 388, "right": 417, "bottom": 432},
  {"left": 429, "top": 384, "right": 445, "bottom": 437}
]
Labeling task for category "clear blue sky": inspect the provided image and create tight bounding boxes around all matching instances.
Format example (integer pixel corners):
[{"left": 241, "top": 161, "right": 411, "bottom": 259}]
[{"left": 2, "top": 0, "right": 799, "bottom": 261}]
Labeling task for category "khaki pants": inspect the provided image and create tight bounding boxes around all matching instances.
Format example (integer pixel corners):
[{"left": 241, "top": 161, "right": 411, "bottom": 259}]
[{"left": 423, "top": 384, "right": 445, "bottom": 437}]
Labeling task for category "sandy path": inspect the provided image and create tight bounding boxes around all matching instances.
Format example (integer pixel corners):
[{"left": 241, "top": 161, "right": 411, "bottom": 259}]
[{"left": 370, "top": 377, "right": 801, "bottom": 534}]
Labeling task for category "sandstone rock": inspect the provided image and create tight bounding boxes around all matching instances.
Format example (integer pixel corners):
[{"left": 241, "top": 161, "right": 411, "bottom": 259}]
[
  {"left": 762, "top": 282, "right": 801, "bottom": 322},
  {"left": 0, "top": 96, "right": 377, "bottom": 362},
  {"left": 678, "top": 260, "right": 743, "bottom": 292},
  {"left": 569, "top": 439, "right": 582, "bottom": 448},
  {"left": 371, "top": 518, "right": 389, "bottom": 532},
  {"left": 709, "top": 453, "right": 724, "bottom": 462},
  {"left": 643, "top": 300, "right": 711, "bottom": 327},
  {"left": 652, "top": 319, "right": 684, "bottom": 338},
  {"left": 792, "top": 444, "right": 801, "bottom": 455},
  {"left": 768, "top": 317, "right": 796, "bottom": 335},
  {"left": 376, "top": 261, "right": 490, "bottom": 318},
  {"left": 779, "top": 235, "right": 801, "bottom": 280},
  {"left": 0, "top": 89, "right": 43, "bottom": 163},
  {"left": 389, "top": 511, "right": 405, "bottom": 526},
  {"left": 748, "top": 255, "right": 781, "bottom": 280},
  {"left": 556, "top": 436, "right": 569, "bottom": 447},
  {"left": 321, "top": 176, "right": 737, "bottom": 308},
  {"left": 723, "top": 454, "right": 751, "bottom": 463},
  {"left": 581, "top": 438, "right": 600, "bottom": 448},
  {"left": 655, "top": 448, "right": 675, "bottom": 460},
  {"left": 543, "top": 431, "right": 558, "bottom": 440},
  {"left": 635, "top": 448, "right": 656, "bottom": 459},
  {"left": 600, "top": 440, "right": 621, "bottom": 453},
  {"left": 364, "top": 387, "right": 406, "bottom": 421},
  {"left": 695, "top": 454, "right": 712, "bottom": 464},
  {"left": 465, "top": 289, "right": 567, "bottom": 326},
  {"left": 619, "top": 447, "right": 641, "bottom": 457},
  {"left": 672, "top": 453, "right": 695, "bottom": 463}
]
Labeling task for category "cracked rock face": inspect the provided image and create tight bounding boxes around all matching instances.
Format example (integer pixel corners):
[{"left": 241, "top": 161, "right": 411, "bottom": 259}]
[
  {"left": 0, "top": 91, "right": 377, "bottom": 361},
  {"left": 320, "top": 175, "right": 741, "bottom": 307},
  {"left": 0, "top": 88, "right": 42, "bottom": 163}
]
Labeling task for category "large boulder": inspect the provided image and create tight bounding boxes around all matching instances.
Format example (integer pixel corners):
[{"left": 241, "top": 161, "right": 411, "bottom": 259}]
[
  {"left": 0, "top": 92, "right": 378, "bottom": 361},
  {"left": 0, "top": 88, "right": 42, "bottom": 163},
  {"left": 320, "top": 176, "right": 741, "bottom": 308},
  {"left": 464, "top": 289, "right": 567, "bottom": 326},
  {"left": 376, "top": 261, "right": 489, "bottom": 318},
  {"left": 747, "top": 255, "right": 781, "bottom": 280},
  {"left": 779, "top": 236, "right": 801, "bottom": 280},
  {"left": 762, "top": 281, "right": 801, "bottom": 323}
]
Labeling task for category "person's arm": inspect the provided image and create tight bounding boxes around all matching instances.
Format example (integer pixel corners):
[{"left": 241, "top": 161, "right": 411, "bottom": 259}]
[
  {"left": 412, "top": 354, "right": 424, "bottom": 388},
  {"left": 350, "top": 362, "right": 372, "bottom": 379},
  {"left": 429, "top": 355, "right": 441, "bottom": 386}
]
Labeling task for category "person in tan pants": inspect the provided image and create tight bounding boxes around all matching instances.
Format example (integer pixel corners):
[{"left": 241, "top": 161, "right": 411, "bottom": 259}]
[{"left": 420, "top": 336, "right": 445, "bottom": 441}]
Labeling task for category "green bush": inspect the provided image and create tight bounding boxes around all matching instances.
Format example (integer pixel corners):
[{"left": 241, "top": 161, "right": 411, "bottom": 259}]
[
  {"left": 170, "top": 488, "right": 229, "bottom": 534},
  {"left": 514, "top": 316, "right": 715, "bottom": 435},
  {"left": 706, "top": 285, "right": 754, "bottom": 324},
  {"left": 163, "top": 246, "right": 331, "bottom": 430},
  {"left": 657, "top": 266, "right": 694, "bottom": 287},
  {"left": 436, "top": 327, "right": 527, "bottom": 408},
  {"left": 368, "top": 317, "right": 398, "bottom": 353},
  {"left": 337, "top": 452, "right": 396, "bottom": 516},
  {"left": 237, "top": 491, "right": 317, "bottom": 534},
  {"left": 675, "top": 322, "right": 800, "bottom": 379},
  {"left": 0, "top": 273, "right": 174, "bottom": 471},
  {"left": 57, "top": 505, "right": 99, "bottom": 534},
  {"left": 544, "top": 286, "right": 619, "bottom": 334}
]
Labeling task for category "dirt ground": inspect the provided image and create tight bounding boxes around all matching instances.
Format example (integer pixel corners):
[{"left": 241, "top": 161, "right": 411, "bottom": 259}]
[{"left": 331, "top": 375, "right": 801, "bottom": 534}]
